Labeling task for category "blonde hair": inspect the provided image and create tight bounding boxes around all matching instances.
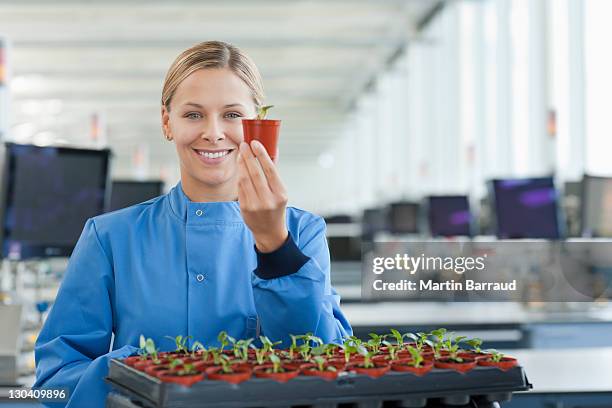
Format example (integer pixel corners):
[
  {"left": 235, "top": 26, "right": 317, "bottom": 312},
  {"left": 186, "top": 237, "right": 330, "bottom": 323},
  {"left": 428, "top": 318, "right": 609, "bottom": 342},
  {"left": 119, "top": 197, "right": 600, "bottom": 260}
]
[{"left": 161, "top": 41, "right": 264, "bottom": 111}]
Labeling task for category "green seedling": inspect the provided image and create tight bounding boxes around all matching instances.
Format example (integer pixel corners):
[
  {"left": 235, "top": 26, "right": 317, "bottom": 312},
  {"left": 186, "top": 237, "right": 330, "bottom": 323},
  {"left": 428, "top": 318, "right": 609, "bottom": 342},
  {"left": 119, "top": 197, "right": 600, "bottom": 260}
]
[
  {"left": 357, "top": 344, "right": 375, "bottom": 369},
  {"left": 208, "top": 347, "right": 222, "bottom": 365},
  {"left": 268, "top": 353, "right": 284, "bottom": 373},
  {"left": 218, "top": 354, "right": 235, "bottom": 374},
  {"left": 323, "top": 343, "right": 338, "bottom": 358},
  {"left": 465, "top": 338, "right": 483, "bottom": 353},
  {"left": 250, "top": 344, "right": 267, "bottom": 365},
  {"left": 256, "top": 105, "right": 274, "bottom": 120},
  {"left": 173, "top": 362, "right": 198, "bottom": 376},
  {"left": 190, "top": 341, "right": 208, "bottom": 360},
  {"left": 288, "top": 334, "right": 300, "bottom": 360},
  {"left": 341, "top": 337, "right": 361, "bottom": 364},
  {"left": 165, "top": 335, "right": 192, "bottom": 354},
  {"left": 406, "top": 345, "right": 425, "bottom": 368},
  {"left": 367, "top": 333, "right": 386, "bottom": 354},
  {"left": 217, "top": 331, "right": 235, "bottom": 352},
  {"left": 140, "top": 336, "right": 160, "bottom": 364},
  {"left": 486, "top": 349, "right": 504, "bottom": 362},
  {"left": 312, "top": 355, "right": 337, "bottom": 372},
  {"left": 381, "top": 340, "right": 400, "bottom": 361},
  {"left": 233, "top": 338, "right": 254, "bottom": 362},
  {"left": 389, "top": 329, "right": 405, "bottom": 349},
  {"left": 260, "top": 336, "right": 282, "bottom": 353},
  {"left": 442, "top": 333, "right": 467, "bottom": 362},
  {"left": 406, "top": 332, "right": 429, "bottom": 352}
]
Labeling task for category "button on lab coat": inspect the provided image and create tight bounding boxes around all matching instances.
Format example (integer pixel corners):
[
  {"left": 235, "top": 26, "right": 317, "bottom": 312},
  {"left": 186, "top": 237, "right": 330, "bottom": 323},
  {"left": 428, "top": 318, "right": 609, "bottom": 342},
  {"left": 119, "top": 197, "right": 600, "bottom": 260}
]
[{"left": 34, "top": 183, "right": 352, "bottom": 407}]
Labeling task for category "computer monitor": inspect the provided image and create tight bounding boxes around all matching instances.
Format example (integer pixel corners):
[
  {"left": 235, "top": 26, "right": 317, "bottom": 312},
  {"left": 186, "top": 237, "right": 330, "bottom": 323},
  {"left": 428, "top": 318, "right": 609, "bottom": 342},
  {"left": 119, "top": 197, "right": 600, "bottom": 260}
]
[
  {"left": 109, "top": 180, "right": 163, "bottom": 212},
  {"left": 490, "top": 177, "right": 561, "bottom": 239},
  {"left": 327, "top": 236, "right": 362, "bottom": 262},
  {"left": 388, "top": 201, "right": 419, "bottom": 234},
  {"left": 0, "top": 143, "right": 110, "bottom": 259},
  {"left": 324, "top": 214, "right": 353, "bottom": 224},
  {"left": 581, "top": 175, "right": 612, "bottom": 237},
  {"left": 427, "top": 195, "right": 472, "bottom": 237},
  {"left": 361, "top": 208, "right": 388, "bottom": 238}
]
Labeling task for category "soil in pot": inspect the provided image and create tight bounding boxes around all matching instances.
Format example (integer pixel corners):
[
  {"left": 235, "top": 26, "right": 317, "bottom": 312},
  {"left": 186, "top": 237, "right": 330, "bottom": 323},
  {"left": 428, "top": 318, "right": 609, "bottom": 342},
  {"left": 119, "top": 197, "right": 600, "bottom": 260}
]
[
  {"left": 434, "top": 358, "right": 477, "bottom": 373},
  {"left": 158, "top": 371, "right": 205, "bottom": 387},
  {"left": 348, "top": 363, "right": 390, "bottom": 378},
  {"left": 253, "top": 365, "right": 300, "bottom": 383},
  {"left": 458, "top": 351, "right": 492, "bottom": 361},
  {"left": 206, "top": 366, "right": 252, "bottom": 384},
  {"left": 478, "top": 356, "right": 518, "bottom": 371},
  {"left": 301, "top": 366, "right": 339, "bottom": 380},
  {"left": 390, "top": 359, "right": 434, "bottom": 376}
]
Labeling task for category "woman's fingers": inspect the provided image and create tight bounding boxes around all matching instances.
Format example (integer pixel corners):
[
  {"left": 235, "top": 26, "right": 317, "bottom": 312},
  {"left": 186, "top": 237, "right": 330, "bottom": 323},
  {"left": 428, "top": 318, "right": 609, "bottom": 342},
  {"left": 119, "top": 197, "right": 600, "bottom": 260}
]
[
  {"left": 237, "top": 153, "right": 259, "bottom": 208},
  {"left": 239, "top": 142, "right": 271, "bottom": 199},
  {"left": 250, "top": 141, "right": 287, "bottom": 199}
]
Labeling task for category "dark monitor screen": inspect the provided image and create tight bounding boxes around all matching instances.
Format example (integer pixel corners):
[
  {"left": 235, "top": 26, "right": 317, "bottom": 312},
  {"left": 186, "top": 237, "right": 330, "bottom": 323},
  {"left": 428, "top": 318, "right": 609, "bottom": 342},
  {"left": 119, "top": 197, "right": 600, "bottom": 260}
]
[
  {"left": 581, "top": 175, "right": 612, "bottom": 237},
  {"left": 109, "top": 180, "right": 163, "bottom": 212},
  {"left": 428, "top": 195, "right": 472, "bottom": 237},
  {"left": 0, "top": 143, "right": 110, "bottom": 259},
  {"left": 362, "top": 208, "right": 387, "bottom": 237},
  {"left": 324, "top": 214, "right": 353, "bottom": 224},
  {"left": 388, "top": 202, "right": 419, "bottom": 234},
  {"left": 327, "top": 236, "right": 362, "bottom": 262},
  {"left": 491, "top": 177, "right": 560, "bottom": 239}
]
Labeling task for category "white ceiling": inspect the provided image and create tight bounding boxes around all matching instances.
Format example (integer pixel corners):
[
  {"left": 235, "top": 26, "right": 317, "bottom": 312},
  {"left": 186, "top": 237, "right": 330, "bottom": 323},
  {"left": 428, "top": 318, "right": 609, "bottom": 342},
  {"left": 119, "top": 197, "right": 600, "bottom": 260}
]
[{"left": 1, "top": 0, "right": 442, "bottom": 168}]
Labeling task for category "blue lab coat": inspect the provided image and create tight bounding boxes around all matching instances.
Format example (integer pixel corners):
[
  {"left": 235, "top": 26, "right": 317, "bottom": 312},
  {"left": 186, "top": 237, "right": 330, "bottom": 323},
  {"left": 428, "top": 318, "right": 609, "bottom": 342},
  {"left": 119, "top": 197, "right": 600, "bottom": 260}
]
[{"left": 33, "top": 182, "right": 352, "bottom": 407}]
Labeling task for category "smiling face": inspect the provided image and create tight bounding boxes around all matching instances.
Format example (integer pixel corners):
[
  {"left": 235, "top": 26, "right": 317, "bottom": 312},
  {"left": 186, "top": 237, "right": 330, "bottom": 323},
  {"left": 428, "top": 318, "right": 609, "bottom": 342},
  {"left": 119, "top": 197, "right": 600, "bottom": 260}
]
[{"left": 162, "top": 68, "right": 257, "bottom": 201}]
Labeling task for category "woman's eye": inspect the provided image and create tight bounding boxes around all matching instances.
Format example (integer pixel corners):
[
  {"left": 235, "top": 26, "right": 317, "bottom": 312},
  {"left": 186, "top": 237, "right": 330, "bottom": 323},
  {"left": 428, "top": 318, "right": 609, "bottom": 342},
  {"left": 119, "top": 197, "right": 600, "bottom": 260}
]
[
  {"left": 185, "top": 112, "right": 202, "bottom": 120},
  {"left": 225, "top": 112, "right": 242, "bottom": 119}
]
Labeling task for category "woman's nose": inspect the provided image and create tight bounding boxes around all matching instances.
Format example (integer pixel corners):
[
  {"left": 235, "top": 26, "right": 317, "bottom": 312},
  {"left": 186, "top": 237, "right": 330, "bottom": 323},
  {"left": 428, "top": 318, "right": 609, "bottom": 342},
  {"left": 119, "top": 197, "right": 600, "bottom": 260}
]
[{"left": 200, "top": 118, "right": 225, "bottom": 143}]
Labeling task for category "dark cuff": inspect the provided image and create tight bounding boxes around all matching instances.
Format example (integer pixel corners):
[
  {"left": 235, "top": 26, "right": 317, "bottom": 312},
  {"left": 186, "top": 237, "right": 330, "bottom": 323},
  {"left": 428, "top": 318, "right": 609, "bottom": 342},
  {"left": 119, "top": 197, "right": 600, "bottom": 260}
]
[{"left": 254, "top": 233, "right": 310, "bottom": 280}]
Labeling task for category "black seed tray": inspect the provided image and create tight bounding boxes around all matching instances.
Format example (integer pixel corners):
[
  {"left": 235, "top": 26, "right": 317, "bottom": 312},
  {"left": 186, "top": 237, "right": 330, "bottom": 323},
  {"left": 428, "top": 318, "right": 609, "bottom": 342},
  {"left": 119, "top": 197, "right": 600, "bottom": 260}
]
[{"left": 106, "top": 359, "right": 532, "bottom": 408}]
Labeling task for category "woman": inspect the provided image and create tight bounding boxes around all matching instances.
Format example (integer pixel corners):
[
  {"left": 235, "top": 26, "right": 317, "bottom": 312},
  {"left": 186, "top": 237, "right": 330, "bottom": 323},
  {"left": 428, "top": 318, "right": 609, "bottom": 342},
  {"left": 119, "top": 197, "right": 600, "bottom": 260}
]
[{"left": 33, "top": 41, "right": 352, "bottom": 407}]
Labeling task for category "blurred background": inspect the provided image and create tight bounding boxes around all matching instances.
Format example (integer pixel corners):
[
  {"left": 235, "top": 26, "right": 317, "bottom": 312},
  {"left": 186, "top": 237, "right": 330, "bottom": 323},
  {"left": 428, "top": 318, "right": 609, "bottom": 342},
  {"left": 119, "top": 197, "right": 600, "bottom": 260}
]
[{"left": 1, "top": 0, "right": 612, "bottom": 406}]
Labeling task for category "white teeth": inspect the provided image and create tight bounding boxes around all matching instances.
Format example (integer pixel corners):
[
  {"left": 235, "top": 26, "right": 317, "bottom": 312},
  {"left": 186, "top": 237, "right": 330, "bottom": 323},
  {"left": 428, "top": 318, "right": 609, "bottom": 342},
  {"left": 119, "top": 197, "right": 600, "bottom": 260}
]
[{"left": 198, "top": 150, "right": 229, "bottom": 159}]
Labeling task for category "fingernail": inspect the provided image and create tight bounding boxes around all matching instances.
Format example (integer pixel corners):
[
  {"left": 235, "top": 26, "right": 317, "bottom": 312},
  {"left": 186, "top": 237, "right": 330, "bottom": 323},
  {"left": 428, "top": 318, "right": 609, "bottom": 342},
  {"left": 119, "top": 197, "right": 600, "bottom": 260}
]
[{"left": 252, "top": 140, "right": 263, "bottom": 150}]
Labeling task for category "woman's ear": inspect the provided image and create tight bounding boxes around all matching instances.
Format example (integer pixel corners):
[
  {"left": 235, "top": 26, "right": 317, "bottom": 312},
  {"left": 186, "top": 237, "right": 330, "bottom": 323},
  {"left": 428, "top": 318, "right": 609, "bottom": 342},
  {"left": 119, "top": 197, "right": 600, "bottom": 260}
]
[{"left": 161, "top": 105, "right": 173, "bottom": 141}]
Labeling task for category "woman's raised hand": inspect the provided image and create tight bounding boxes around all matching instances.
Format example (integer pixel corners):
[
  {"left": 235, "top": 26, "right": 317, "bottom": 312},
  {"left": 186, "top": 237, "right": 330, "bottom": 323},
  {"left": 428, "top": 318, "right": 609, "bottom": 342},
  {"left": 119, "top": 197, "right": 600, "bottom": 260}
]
[{"left": 237, "top": 140, "right": 289, "bottom": 253}]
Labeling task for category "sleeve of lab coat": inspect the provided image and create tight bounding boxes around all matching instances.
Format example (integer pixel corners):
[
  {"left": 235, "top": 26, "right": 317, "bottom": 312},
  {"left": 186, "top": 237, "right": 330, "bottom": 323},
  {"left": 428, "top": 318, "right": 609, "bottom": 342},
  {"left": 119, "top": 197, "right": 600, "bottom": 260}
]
[
  {"left": 33, "top": 219, "right": 138, "bottom": 408},
  {"left": 252, "top": 215, "right": 353, "bottom": 346}
]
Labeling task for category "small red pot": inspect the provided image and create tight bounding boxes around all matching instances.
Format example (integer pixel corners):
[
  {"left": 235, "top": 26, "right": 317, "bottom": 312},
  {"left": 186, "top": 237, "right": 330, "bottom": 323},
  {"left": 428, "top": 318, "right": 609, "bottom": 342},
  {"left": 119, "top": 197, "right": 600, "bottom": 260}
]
[
  {"left": 478, "top": 356, "right": 518, "bottom": 371},
  {"left": 301, "top": 367, "right": 339, "bottom": 380},
  {"left": 458, "top": 351, "right": 492, "bottom": 361},
  {"left": 348, "top": 363, "right": 390, "bottom": 379},
  {"left": 206, "top": 366, "right": 252, "bottom": 384},
  {"left": 145, "top": 364, "right": 173, "bottom": 377},
  {"left": 391, "top": 360, "right": 434, "bottom": 376},
  {"left": 158, "top": 372, "right": 205, "bottom": 387},
  {"left": 242, "top": 119, "right": 281, "bottom": 161},
  {"left": 124, "top": 356, "right": 146, "bottom": 367},
  {"left": 434, "top": 358, "right": 477, "bottom": 373},
  {"left": 253, "top": 365, "right": 300, "bottom": 383}
]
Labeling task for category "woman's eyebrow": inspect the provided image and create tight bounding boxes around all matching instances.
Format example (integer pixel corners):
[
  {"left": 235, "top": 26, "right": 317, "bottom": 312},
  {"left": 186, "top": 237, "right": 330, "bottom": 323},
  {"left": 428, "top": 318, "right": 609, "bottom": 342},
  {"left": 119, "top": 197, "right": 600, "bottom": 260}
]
[
  {"left": 223, "top": 103, "right": 245, "bottom": 108},
  {"left": 183, "top": 102, "right": 204, "bottom": 108},
  {"left": 181, "top": 102, "right": 244, "bottom": 109}
]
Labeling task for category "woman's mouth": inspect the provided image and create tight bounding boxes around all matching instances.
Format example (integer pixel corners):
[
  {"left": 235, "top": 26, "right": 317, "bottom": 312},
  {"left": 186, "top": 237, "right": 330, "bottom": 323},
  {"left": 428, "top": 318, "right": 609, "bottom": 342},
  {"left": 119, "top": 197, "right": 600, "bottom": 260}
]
[{"left": 192, "top": 148, "right": 234, "bottom": 165}]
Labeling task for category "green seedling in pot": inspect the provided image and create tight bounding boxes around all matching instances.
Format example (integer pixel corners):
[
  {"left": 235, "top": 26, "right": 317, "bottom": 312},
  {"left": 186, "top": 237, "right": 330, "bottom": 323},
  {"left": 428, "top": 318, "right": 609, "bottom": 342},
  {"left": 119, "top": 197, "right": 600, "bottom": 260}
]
[
  {"left": 486, "top": 349, "right": 505, "bottom": 362},
  {"left": 442, "top": 333, "right": 467, "bottom": 362},
  {"left": 268, "top": 353, "right": 285, "bottom": 373},
  {"left": 140, "top": 335, "right": 161, "bottom": 364},
  {"left": 260, "top": 335, "right": 282, "bottom": 354},
  {"left": 312, "top": 356, "right": 337, "bottom": 373},
  {"left": 190, "top": 341, "right": 208, "bottom": 361},
  {"left": 218, "top": 354, "right": 236, "bottom": 374},
  {"left": 137, "top": 335, "right": 148, "bottom": 361},
  {"left": 341, "top": 337, "right": 361, "bottom": 364},
  {"left": 428, "top": 328, "right": 448, "bottom": 358},
  {"left": 357, "top": 344, "right": 375, "bottom": 369},
  {"left": 288, "top": 334, "right": 300, "bottom": 360},
  {"left": 465, "top": 338, "right": 483, "bottom": 354},
  {"left": 381, "top": 340, "right": 400, "bottom": 361},
  {"left": 168, "top": 357, "right": 184, "bottom": 369},
  {"left": 217, "top": 331, "right": 235, "bottom": 352},
  {"left": 406, "top": 345, "right": 425, "bottom": 368},
  {"left": 406, "top": 332, "right": 429, "bottom": 352},
  {"left": 367, "top": 333, "right": 386, "bottom": 353},
  {"left": 164, "top": 335, "right": 192, "bottom": 354},
  {"left": 173, "top": 362, "right": 198, "bottom": 377},
  {"left": 233, "top": 338, "right": 254, "bottom": 362},
  {"left": 250, "top": 344, "right": 267, "bottom": 365},
  {"left": 256, "top": 105, "right": 274, "bottom": 120},
  {"left": 208, "top": 347, "right": 222, "bottom": 365},
  {"left": 389, "top": 329, "right": 406, "bottom": 349},
  {"left": 323, "top": 343, "right": 338, "bottom": 358}
]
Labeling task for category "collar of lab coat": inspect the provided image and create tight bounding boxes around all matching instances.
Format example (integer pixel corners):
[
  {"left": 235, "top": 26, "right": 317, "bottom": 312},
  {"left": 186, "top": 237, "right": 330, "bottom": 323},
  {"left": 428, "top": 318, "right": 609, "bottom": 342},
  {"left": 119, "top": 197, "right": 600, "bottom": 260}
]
[{"left": 168, "top": 182, "right": 243, "bottom": 224}]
